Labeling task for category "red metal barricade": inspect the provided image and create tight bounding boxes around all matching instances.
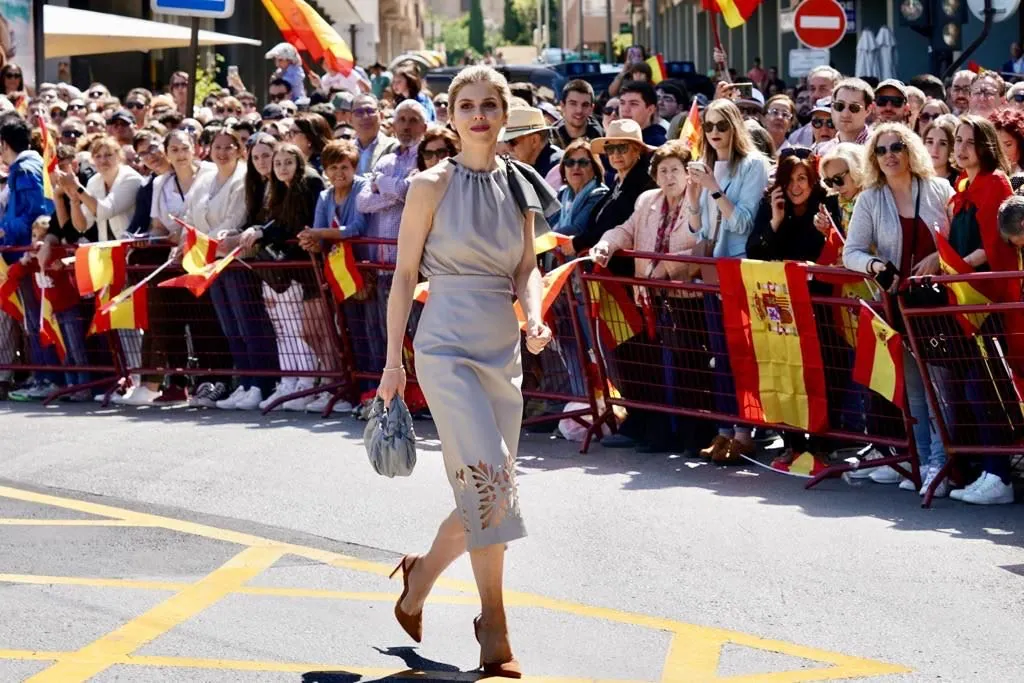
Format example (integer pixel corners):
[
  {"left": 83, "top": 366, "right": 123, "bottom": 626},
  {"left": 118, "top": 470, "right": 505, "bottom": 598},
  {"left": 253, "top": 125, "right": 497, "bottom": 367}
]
[
  {"left": 580, "top": 251, "right": 915, "bottom": 484},
  {"left": 900, "top": 270, "right": 1024, "bottom": 505}
]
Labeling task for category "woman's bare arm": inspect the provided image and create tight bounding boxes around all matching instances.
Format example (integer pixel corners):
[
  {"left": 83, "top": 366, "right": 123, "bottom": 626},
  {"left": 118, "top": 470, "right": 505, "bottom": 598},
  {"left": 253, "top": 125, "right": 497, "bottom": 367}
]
[{"left": 513, "top": 211, "right": 543, "bottom": 327}]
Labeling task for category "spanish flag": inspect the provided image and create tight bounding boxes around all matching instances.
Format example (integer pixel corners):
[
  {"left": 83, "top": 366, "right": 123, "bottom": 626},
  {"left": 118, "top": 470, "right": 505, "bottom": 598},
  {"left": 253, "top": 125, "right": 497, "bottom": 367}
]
[
  {"left": 718, "top": 259, "right": 828, "bottom": 431},
  {"left": 852, "top": 301, "right": 904, "bottom": 409},
  {"left": 770, "top": 451, "right": 830, "bottom": 478},
  {"left": 534, "top": 232, "right": 572, "bottom": 255},
  {"left": 74, "top": 243, "right": 126, "bottom": 297},
  {"left": 90, "top": 285, "right": 149, "bottom": 335},
  {"left": 645, "top": 54, "right": 667, "bottom": 84},
  {"left": 39, "top": 287, "right": 67, "bottom": 363},
  {"left": 0, "top": 260, "right": 25, "bottom": 323},
  {"left": 37, "top": 117, "right": 57, "bottom": 201},
  {"left": 513, "top": 258, "right": 578, "bottom": 329},
  {"left": 158, "top": 248, "right": 240, "bottom": 298},
  {"left": 934, "top": 231, "right": 998, "bottom": 334},
  {"left": 180, "top": 224, "right": 219, "bottom": 275},
  {"left": 678, "top": 99, "right": 702, "bottom": 158},
  {"left": 413, "top": 281, "right": 430, "bottom": 304},
  {"left": 324, "top": 241, "right": 364, "bottom": 301},
  {"left": 587, "top": 279, "right": 644, "bottom": 350},
  {"left": 703, "top": 0, "right": 763, "bottom": 28},
  {"left": 262, "top": 0, "right": 355, "bottom": 75},
  {"left": 812, "top": 225, "right": 877, "bottom": 348}
]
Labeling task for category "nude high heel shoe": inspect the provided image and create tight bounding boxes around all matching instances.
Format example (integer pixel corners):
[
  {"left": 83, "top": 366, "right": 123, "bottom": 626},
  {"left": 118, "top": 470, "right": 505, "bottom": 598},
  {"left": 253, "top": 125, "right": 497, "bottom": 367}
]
[
  {"left": 389, "top": 555, "right": 422, "bottom": 642},
  {"left": 473, "top": 614, "right": 522, "bottom": 678}
]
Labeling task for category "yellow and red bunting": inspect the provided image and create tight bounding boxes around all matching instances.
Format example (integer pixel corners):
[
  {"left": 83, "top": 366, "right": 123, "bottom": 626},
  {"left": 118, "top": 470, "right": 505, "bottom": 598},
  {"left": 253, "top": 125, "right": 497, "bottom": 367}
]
[
  {"left": 74, "top": 243, "right": 126, "bottom": 297},
  {"left": 533, "top": 232, "right": 572, "bottom": 255},
  {"left": 158, "top": 248, "right": 239, "bottom": 298},
  {"left": 37, "top": 117, "right": 57, "bottom": 200},
  {"left": 262, "top": 0, "right": 355, "bottom": 75},
  {"left": 0, "top": 260, "right": 25, "bottom": 323},
  {"left": 586, "top": 279, "right": 644, "bottom": 350},
  {"left": 324, "top": 242, "right": 364, "bottom": 301},
  {"left": 39, "top": 287, "right": 67, "bottom": 363},
  {"left": 852, "top": 301, "right": 904, "bottom": 409},
  {"left": 718, "top": 259, "right": 828, "bottom": 432},
  {"left": 512, "top": 258, "right": 578, "bottom": 329},
  {"left": 89, "top": 285, "right": 148, "bottom": 335},
  {"left": 180, "top": 224, "right": 219, "bottom": 275},
  {"left": 934, "top": 230, "right": 999, "bottom": 334},
  {"left": 678, "top": 99, "right": 703, "bottom": 158},
  {"left": 645, "top": 54, "right": 667, "bottom": 84},
  {"left": 703, "top": 0, "right": 763, "bottom": 28}
]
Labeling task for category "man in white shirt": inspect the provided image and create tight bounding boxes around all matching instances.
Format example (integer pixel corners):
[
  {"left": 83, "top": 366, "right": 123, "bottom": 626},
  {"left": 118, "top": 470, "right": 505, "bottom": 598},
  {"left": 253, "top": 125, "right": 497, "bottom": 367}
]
[{"left": 785, "top": 65, "right": 840, "bottom": 148}]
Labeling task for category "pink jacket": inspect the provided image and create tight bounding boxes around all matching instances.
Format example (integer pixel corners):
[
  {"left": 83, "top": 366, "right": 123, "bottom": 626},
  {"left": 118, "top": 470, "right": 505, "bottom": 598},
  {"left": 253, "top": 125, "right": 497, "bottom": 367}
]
[{"left": 599, "top": 188, "right": 699, "bottom": 281}]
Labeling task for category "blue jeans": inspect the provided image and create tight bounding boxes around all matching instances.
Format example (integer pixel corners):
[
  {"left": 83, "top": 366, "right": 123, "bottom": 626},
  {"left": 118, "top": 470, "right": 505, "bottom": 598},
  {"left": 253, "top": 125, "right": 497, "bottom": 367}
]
[
  {"left": 209, "top": 269, "right": 279, "bottom": 394},
  {"left": 56, "top": 305, "right": 90, "bottom": 387},
  {"left": 704, "top": 293, "right": 748, "bottom": 437},
  {"left": 903, "top": 348, "right": 951, "bottom": 470},
  {"left": 18, "top": 279, "right": 63, "bottom": 386}
]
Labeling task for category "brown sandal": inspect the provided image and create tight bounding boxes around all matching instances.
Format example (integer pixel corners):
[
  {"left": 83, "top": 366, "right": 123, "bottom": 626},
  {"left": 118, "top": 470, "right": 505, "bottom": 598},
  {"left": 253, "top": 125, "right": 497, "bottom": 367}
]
[
  {"left": 473, "top": 614, "right": 522, "bottom": 678},
  {"left": 389, "top": 555, "right": 422, "bottom": 643}
]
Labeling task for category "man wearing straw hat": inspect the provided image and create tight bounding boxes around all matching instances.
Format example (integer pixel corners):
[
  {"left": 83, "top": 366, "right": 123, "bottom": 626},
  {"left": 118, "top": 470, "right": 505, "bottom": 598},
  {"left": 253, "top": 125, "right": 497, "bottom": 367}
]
[{"left": 500, "top": 107, "right": 563, "bottom": 179}]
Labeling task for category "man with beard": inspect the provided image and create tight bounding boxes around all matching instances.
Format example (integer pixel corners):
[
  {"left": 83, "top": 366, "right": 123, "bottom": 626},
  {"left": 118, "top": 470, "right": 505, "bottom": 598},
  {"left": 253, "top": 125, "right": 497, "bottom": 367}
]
[
  {"left": 552, "top": 80, "right": 603, "bottom": 148},
  {"left": 948, "top": 70, "right": 976, "bottom": 115},
  {"left": 873, "top": 79, "right": 911, "bottom": 124}
]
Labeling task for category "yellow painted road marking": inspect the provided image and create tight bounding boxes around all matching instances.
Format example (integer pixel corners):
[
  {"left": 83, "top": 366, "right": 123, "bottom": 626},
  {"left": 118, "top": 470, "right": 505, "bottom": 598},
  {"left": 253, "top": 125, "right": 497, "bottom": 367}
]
[
  {"left": 0, "top": 485, "right": 911, "bottom": 682},
  {"left": 660, "top": 632, "right": 722, "bottom": 682},
  {"left": 25, "top": 546, "right": 284, "bottom": 683},
  {"left": 0, "top": 518, "right": 145, "bottom": 526}
]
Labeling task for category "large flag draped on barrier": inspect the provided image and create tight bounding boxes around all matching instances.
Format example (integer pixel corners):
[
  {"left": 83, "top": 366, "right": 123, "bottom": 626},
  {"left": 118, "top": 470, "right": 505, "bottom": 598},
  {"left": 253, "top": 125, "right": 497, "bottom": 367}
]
[
  {"left": 74, "top": 244, "right": 126, "bottom": 296},
  {"left": 261, "top": 0, "right": 355, "bottom": 75},
  {"left": 852, "top": 301, "right": 905, "bottom": 409},
  {"left": 702, "top": 0, "right": 763, "bottom": 28},
  {"left": 718, "top": 259, "right": 829, "bottom": 432},
  {"left": 587, "top": 279, "right": 644, "bottom": 351}
]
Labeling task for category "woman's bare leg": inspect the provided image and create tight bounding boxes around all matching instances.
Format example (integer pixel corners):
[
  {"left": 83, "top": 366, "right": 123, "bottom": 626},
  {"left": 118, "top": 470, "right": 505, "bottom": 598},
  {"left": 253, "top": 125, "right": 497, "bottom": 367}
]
[
  {"left": 399, "top": 509, "right": 467, "bottom": 614},
  {"left": 470, "top": 543, "right": 513, "bottom": 663}
]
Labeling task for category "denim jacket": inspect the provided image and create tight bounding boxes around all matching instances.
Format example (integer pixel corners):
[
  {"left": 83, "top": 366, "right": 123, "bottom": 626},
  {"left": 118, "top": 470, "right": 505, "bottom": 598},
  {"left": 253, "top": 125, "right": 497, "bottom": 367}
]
[
  {"left": 696, "top": 153, "right": 770, "bottom": 258},
  {"left": 1, "top": 150, "right": 53, "bottom": 263}
]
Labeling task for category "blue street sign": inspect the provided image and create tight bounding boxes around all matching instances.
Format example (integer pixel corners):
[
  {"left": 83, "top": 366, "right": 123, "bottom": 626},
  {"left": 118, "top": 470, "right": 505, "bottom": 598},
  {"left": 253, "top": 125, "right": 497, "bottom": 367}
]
[{"left": 151, "top": 0, "right": 236, "bottom": 19}]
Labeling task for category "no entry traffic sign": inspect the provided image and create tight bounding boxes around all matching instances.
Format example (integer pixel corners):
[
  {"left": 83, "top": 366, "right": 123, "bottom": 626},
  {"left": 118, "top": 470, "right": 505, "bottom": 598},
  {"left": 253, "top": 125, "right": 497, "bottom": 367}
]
[{"left": 794, "top": 0, "right": 847, "bottom": 50}]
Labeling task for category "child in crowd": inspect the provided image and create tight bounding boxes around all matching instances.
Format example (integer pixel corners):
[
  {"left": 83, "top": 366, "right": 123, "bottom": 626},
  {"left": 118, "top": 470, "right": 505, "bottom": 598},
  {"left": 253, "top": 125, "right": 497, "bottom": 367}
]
[{"left": 266, "top": 42, "right": 306, "bottom": 101}]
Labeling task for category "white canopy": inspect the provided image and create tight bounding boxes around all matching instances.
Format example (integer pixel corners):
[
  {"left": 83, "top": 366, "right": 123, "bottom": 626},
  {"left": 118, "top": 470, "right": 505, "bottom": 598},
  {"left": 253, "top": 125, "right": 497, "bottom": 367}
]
[{"left": 43, "top": 5, "right": 260, "bottom": 59}]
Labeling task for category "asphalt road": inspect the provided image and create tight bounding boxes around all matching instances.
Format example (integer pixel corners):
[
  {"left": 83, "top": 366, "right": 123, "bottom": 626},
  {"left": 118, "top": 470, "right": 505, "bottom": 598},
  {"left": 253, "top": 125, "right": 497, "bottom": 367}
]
[{"left": 0, "top": 401, "right": 1022, "bottom": 682}]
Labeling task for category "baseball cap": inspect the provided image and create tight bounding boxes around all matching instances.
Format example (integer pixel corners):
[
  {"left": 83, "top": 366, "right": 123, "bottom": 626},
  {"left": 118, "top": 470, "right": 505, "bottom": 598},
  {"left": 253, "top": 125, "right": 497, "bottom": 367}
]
[
  {"left": 108, "top": 109, "right": 135, "bottom": 125},
  {"left": 332, "top": 91, "right": 354, "bottom": 112},
  {"left": 261, "top": 103, "right": 284, "bottom": 120},
  {"left": 811, "top": 97, "right": 832, "bottom": 114},
  {"left": 876, "top": 79, "right": 908, "bottom": 98}
]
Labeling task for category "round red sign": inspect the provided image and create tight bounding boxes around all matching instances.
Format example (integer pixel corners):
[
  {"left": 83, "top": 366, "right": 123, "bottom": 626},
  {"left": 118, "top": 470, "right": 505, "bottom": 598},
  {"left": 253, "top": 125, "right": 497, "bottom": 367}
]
[{"left": 794, "top": 0, "right": 848, "bottom": 50}]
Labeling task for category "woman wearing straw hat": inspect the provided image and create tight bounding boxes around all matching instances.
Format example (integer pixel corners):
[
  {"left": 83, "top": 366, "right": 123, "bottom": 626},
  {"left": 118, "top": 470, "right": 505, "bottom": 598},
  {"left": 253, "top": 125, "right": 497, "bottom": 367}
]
[
  {"left": 377, "top": 65, "right": 557, "bottom": 677},
  {"left": 500, "top": 106, "right": 563, "bottom": 178}
]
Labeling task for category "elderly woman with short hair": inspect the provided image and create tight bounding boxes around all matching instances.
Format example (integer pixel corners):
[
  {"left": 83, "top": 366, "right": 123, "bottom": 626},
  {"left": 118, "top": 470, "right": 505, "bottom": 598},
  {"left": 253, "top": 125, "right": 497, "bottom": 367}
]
[{"left": 554, "top": 139, "right": 608, "bottom": 237}]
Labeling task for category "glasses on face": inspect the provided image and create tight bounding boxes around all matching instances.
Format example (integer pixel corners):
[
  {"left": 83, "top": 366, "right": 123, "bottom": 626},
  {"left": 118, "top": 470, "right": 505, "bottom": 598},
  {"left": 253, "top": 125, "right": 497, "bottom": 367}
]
[
  {"left": 780, "top": 147, "right": 813, "bottom": 161},
  {"left": 563, "top": 158, "right": 591, "bottom": 169},
  {"left": 702, "top": 120, "right": 730, "bottom": 134},
  {"left": 434, "top": 100, "right": 448, "bottom": 109},
  {"left": 822, "top": 170, "right": 848, "bottom": 188},
  {"left": 50, "top": 110, "right": 65, "bottom": 118},
  {"left": 139, "top": 145, "right": 162, "bottom": 159},
  {"left": 269, "top": 92, "right": 287, "bottom": 102},
  {"left": 972, "top": 88, "right": 998, "bottom": 98},
  {"left": 767, "top": 108, "right": 793, "bottom": 120},
  {"left": 88, "top": 90, "right": 104, "bottom": 99},
  {"left": 952, "top": 85, "right": 972, "bottom": 95},
  {"left": 4, "top": 72, "right": 20, "bottom": 79},
  {"left": 422, "top": 147, "right": 450, "bottom": 162},
  {"left": 832, "top": 101, "right": 863, "bottom": 114},
  {"left": 604, "top": 143, "right": 633, "bottom": 156},
  {"left": 68, "top": 103, "right": 85, "bottom": 112},
  {"left": 181, "top": 124, "right": 199, "bottom": 134},
  {"left": 602, "top": 107, "right": 618, "bottom": 116},
  {"left": 61, "top": 130, "right": 82, "bottom": 140},
  {"left": 874, "top": 141, "right": 907, "bottom": 157},
  {"left": 811, "top": 117, "right": 835, "bottom": 129},
  {"left": 876, "top": 95, "right": 906, "bottom": 108},
  {"left": 353, "top": 107, "right": 378, "bottom": 118},
  {"left": 918, "top": 112, "right": 939, "bottom": 124},
  {"left": 125, "top": 101, "right": 146, "bottom": 110}
]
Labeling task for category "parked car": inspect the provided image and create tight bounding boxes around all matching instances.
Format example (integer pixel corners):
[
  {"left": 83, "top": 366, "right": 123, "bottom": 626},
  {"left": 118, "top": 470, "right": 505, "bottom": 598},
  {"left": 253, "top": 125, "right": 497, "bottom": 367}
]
[{"left": 425, "top": 65, "right": 567, "bottom": 102}]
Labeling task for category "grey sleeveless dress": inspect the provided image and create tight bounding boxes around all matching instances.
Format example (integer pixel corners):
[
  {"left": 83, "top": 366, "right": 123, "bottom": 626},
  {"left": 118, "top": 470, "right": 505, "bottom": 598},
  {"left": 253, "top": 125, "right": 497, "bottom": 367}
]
[{"left": 414, "top": 160, "right": 528, "bottom": 549}]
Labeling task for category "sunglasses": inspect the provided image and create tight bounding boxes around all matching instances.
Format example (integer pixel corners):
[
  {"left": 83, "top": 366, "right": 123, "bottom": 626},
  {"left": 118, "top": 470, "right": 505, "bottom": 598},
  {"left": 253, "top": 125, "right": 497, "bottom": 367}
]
[
  {"left": 61, "top": 130, "right": 83, "bottom": 139},
  {"left": 563, "top": 158, "right": 591, "bottom": 169},
  {"left": 822, "top": 170, "right": 848, "bottom": 188},
  {"left": 918, "top": 112, "right": 939, "bottom": 123},
  {"left": 215, "top": 107, "right": 242, "bottom": 115},
  {"left": 4, "top": 72, "right": 21, "bottom": 79},
  {"left": 422, "top": 148, "right": 450, "bottom": 161},
  {"left": 874, "top": 141, "right": 907, "bottom": 157},
  {"left": 353, "top": 107, "right": 378, "bottom": 118},
  {"left": 1014, "top": 93, "right": 1024, "bottom": 103},
  {"left": 811, "top": 118, "right": 835, "bottom": 129},
  {"left": 87, "top": 90, "right": 105, "bottom": 99},
  {"left": 832, "top": 101, "right": 863, "bottom": 114},
  {"left": 604, "top": 143, "right": 633, "bottom": 155},
  {"left": 434, "top": 100, "right": 448, "bottom": 108},
  {"left": 876, "top": 95, "right": 906, "bottom": 108},
  {"left": 68, "top": 103, "right": 86, "bottom": 111},
  {"left": 702, "top": 120, "right": 730, "bottom": 133},
  {"left": 780, "top": 147, "right": 813, "bottom": 160},
  {"left": 125, "top": 101, "right": 146, "bottom": 110},
  {"left": 603, "top": 107, "right": 618, "bottom": 116}
]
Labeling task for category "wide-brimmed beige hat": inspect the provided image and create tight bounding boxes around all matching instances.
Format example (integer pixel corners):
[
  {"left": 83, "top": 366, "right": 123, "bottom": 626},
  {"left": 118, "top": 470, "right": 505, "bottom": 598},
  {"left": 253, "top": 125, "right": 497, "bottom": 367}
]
[
  {"left": 499, "top": 106, "right": 553, "bottom": 142},
  {"left": 590, "top": 119, "right": 657, "bottom": 155}
]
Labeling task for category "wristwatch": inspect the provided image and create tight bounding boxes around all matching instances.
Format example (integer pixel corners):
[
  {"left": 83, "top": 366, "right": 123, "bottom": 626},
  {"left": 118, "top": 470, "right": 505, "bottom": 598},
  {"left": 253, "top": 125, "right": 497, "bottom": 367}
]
[
  {"left": 76, "top": 186, "right": 85, "bottom": 195},
  {"left": 711, "top": 191, "right": 723, "bottom": 200}
]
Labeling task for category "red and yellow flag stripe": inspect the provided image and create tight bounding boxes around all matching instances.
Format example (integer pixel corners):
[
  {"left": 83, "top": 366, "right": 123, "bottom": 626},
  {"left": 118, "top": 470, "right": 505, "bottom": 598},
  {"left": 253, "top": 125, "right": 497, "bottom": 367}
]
[
  {"left": 262, "top": 0, "right": 355, "bottom": 75},
  {"left": 718, "top": 259, "right": 828, "bottom": 431},
  {"left": 39, "top": 288, "right": 67, "bottom": 363},
  {"left": 180, "top": 224, "right": 219, "bottom": 275},
  {"left": 934, "top": 231, "right": 997, "bottom": 334},
  {"left": 74, "top": 244, "right": 126, "bottom": 297},
  {"left": 645, "top": 54, "right": 667, "bottom": 84},
  {"left": 90, "top": 285, "right": 149, "bottom": 335},
  {"left": 678, "top": 99, "right": 703, "bottom": 158},
  {"left": 704, "top": 0, "right": 763, "bottom": 28},
  {"left": 533, "top": 232, "right": 572, "bottom": 255},
  {"left": 586, "top": 279, "right": 644, "bottom": 350},
  {"left": 0, "top": 260, "right": 25, "bottom": 323},
  {"left": 158, "top": 248, "right": 241, "bottom": 298},
  {"left": 852, "top": 301, "right": 904, "bottom": 409},
  {"left": 513, "top": 258, "right": 578, "bottom": 329},
  {"left": 324, "top": 242, "right": 364, "bottom": 301}
]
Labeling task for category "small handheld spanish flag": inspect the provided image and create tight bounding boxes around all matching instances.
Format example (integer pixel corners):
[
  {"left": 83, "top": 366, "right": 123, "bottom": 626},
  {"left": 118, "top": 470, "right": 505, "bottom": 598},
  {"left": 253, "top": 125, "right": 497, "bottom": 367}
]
[
  {"left": 175, "top": 219, "right": 220, "bottom": 275},
  {"left": 39, "top": 286, "right": 67, "bottom": 363},
  {"left": 90, "top": 285, "right": 149, "bottom": 334},
  {"left": 645, "top": 54, "right": 667, "bottom": 84},
  {"left": 852, "top": 301, "right": 904, "bottom": 410},
  {"left": 324, "top": 242, "right": 364, "bottom": 301},
  {"left": 678, "top": 99, "right": 702, "bottom": 159},
  {"left": 74, "top": 243, "right": 127, "bottom": 297},
  {"left": 0, "top": 260, "right": 25, "bottom": 324}
]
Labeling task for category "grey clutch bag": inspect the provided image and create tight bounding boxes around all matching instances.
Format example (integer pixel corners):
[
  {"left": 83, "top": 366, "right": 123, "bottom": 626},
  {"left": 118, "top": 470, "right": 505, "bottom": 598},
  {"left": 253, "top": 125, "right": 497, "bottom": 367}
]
[{"left": 363, "top": 395, "right": 417, "bottom": 478}]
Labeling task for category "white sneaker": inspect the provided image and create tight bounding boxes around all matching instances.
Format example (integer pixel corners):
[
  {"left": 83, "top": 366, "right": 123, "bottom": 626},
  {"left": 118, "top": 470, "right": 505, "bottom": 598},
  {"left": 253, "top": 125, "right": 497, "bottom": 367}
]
[
  {"left": 950, "top": 474, "right": 986, "bottom": 501},
  {"left": 259, "top": 378, "right": 295, "bottom": 411},
  {"left": 845, "top": 447, "right": 883, "bottom": 479},
  {"left": 960, "top": 472, "right": 1014, "bottom": 505},
  {"left": 305, "top": 393, "right": 355, "bottom": 414},
  {"left": 235, "top": 386, "right": 263, "bottom": 411},
  {"left": 282, "top": 394, "right": 312, "bottom": 411},
  {"left": 869, "top": 466, "right": 902, "bottom": 484},
  {"left": 919, "top": 466, "right": 949, "bottom": 498},
  {"left": 114, "top": 385, "right": 162, "bottom": 406},
  {"left": 899, "top": 477, "right": 918, "bottom": 491},
  {"left": 216, "top": 386, "right": 246, "bottom": 410}
]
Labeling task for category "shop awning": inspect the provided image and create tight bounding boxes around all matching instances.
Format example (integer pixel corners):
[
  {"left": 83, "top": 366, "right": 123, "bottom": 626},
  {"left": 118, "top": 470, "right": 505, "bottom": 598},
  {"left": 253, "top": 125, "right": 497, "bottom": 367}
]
[{"left": 44, "top": 5, "right": 261, "bottom": 59}]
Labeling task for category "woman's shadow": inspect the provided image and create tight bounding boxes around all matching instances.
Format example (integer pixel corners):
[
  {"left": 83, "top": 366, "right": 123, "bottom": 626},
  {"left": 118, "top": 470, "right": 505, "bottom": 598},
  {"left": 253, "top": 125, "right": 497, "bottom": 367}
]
[{"left": 302, "top": 645, "right": 474, "bottom": 682}]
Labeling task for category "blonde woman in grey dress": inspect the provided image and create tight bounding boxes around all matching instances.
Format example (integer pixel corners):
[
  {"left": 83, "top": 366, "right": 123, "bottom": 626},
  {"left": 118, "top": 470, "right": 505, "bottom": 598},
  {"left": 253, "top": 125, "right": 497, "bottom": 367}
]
[{"left": 377, "top": 66, "right": 553, "bottom": 677}]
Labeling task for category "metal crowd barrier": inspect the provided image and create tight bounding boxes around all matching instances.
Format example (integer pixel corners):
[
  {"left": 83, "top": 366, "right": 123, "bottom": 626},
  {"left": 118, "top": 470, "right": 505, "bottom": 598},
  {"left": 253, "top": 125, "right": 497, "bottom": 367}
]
[{"left": 900, "top": 270, "right": 1024, "bottom": 505}]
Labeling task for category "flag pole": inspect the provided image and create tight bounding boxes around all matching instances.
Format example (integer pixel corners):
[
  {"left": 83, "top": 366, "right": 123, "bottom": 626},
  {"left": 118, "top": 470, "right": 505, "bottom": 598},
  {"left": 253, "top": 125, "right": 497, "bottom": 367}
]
[
  {"left": 99, "top": 257, "right": 176, "bottom": 314},
  {"left": 710, "top": 9, "right": 731, "bottom": 84}
]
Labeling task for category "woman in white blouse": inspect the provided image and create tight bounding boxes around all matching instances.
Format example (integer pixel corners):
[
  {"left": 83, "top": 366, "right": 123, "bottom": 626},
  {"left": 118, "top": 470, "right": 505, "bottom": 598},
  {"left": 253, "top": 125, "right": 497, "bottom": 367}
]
[
  {"left": 185, "top": 128, "right": 280, "bottom": 411},
  {"left": 61, "top": 135, "right": 143, "bottom": 241},
  {"left": 150, "top": 129, "right": 212, "bottom": 239}
]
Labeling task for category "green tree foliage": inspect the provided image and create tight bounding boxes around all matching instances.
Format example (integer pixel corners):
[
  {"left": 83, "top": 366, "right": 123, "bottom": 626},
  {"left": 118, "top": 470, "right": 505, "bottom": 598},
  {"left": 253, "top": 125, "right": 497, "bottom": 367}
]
[
  {"left": 503, "top": 0, "right": 522, "bottom": 43},
  {"left": 469, "top": 0, "right": 485, "bottom": 53}
]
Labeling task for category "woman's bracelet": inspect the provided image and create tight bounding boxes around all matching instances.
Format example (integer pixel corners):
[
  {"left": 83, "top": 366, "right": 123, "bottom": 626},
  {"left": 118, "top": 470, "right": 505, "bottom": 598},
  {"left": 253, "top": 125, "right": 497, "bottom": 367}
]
[{"left": 382, "top": 366, "right": 405, "bottom": 373}]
